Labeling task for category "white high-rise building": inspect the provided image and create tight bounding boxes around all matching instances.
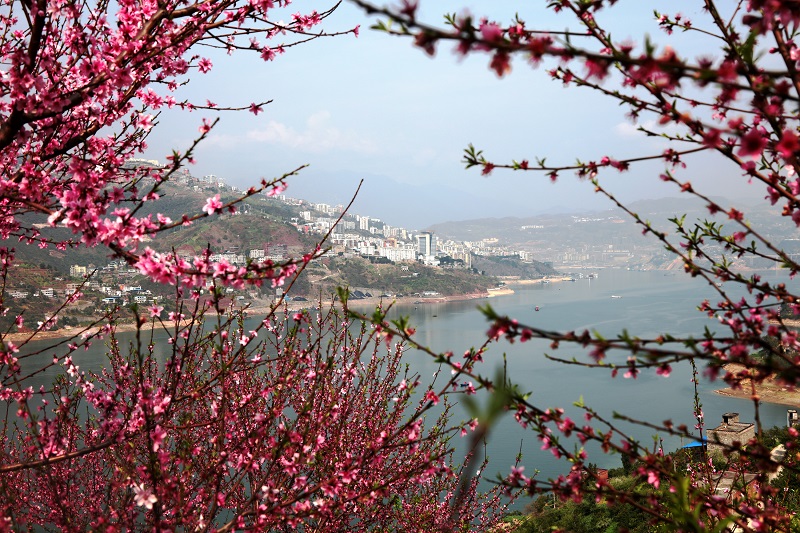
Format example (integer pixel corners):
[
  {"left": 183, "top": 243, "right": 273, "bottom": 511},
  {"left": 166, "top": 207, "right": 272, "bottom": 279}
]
[{"left": 416, "top": 231, "right": 436, "bottom": 258}]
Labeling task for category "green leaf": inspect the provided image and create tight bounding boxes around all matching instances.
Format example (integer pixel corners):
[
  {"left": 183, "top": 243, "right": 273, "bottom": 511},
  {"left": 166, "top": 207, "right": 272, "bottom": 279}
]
[
  {"left": 477, "top": 304, "right": 498, "bottom": 320},
  {"left": 336, "top": 286, "right": 349, "bottom": 305},
  {"left": 737, "top": 27, "right": 759, "bottom": 65}
]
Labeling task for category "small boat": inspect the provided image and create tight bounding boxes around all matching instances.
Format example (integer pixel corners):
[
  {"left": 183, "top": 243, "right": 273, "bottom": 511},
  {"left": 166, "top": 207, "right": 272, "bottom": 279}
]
[{"left": 611, "top": 295, "right": 622, "bottom": 299}]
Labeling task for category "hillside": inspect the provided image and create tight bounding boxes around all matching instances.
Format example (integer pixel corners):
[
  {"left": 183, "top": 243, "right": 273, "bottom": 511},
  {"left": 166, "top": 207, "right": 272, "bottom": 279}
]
[
  {"left": 5, "top": 181, "right": 501, "bottom": 317},
  {"left": 426, "top": 195, "right": 795, "bottom": 271},
  {"left": 470, "top": 255, "right": 558, "bottom": 278},
  {"left": 307, "top": 256, "right": 496, "bottom": 297},
  {"left": 10, "top": 181, "right": 319, "bottom": 272}
]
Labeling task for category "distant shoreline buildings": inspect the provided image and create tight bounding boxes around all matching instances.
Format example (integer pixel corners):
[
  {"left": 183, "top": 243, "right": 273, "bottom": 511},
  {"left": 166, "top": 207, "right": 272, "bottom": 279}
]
[{"left": 119, "top": 159, "right": 558, "bottom": 269}]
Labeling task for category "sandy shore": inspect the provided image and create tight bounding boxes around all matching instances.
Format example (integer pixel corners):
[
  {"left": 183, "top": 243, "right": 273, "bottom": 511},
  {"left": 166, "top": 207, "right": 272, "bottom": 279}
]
[
  {"left": 714, "top": 320, "right": 800, "bottom": 406},
  {"left": 3, "top": 289, "right": 508, "bottom": 345},
  {"left": 714, "top": 364, "right": 800, "bottom": 407},
  {"left": 4, "top": 318, "right": 199, "bottom": 345},
  {"left": 502, "top": 276, "right": 577, "bottom": 286},
  {"left": 487, "top": 287, "right": 515, "bottom": 297},
  {"left": 777, "top": 318, "right": 800, "bottom": 328}
]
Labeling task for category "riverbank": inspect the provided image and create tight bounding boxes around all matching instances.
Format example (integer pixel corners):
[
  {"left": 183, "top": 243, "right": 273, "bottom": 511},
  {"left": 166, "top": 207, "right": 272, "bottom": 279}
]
[
  {"left": 715, "top": 363, "right": 800, "bottom": 407},
  {"left": 4, "top": 317, "right": 203, "bottom": 345},
  {"left": 502, "top": 276, "right": 579, "bottom": 286},
  {"left": 487, "top": 287, "right": 515, "bottom": 297},
  {"left": 2, "top": 289, "right": 507, "bottom": 345}
]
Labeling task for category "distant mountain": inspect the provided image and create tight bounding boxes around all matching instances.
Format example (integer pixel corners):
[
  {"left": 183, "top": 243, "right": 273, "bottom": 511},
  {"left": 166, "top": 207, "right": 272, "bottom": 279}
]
[
  {"left": 620, "top": 196, "right": 726, "bottom": 216},
  {"left": 427, "top": 211, "right": 620, "bottom": 243},
  {"left": 427, "top": 196, "right": 789, "bottom": 244}
]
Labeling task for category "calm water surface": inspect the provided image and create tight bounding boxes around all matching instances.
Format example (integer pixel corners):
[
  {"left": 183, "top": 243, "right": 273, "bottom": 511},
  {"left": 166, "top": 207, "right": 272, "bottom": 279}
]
[
  {"left": 380, "top": 270, "right": 795, "bottom": 501},
  {"left": 15, "top": 270, "right": 795, "bottom": 509}
]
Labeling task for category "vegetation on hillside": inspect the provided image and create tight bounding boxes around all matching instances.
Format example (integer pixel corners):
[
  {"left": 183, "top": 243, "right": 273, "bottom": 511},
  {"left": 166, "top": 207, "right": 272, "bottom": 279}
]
[
  {"left": 503, "top": 426, "right": 800, "bottom": 533},
  {"left": 312, "top": 256, "right": 496, "bottom": 297},
  {"left": 509, "top": 476, "right": 666, "bottom": 533},
  {"left": 470, "top": 254, "right": 558, "bottom": 279}
]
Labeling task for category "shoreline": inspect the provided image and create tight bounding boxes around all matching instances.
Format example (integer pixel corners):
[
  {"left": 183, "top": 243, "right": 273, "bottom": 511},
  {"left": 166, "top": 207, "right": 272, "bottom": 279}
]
[
  {"left": 501, "top": 276, "right": 578, "bottom": 286},
  {"left": 13, "top": 284, "right": 800, "bottom": 411},
  {"left": 714, "top": 363, "right": 800, "bottom": 408},
  {"left": 3, "top": 289, "right": 510, "bottom": 345}
]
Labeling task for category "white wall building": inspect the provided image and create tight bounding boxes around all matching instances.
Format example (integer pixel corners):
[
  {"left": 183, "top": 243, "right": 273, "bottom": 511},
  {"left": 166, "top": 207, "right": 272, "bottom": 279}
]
[{"left": 380, "top": 247, "right": 417, "bottom": 262}]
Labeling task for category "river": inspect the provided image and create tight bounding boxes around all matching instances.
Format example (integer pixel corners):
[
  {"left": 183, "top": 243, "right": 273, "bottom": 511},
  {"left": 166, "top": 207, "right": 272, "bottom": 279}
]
[
  {"left": 11, "top": 269, "right": 796, "bottom": 510},
  {"left": 377, "top": 269, "right": 796, "bottom": 506}
]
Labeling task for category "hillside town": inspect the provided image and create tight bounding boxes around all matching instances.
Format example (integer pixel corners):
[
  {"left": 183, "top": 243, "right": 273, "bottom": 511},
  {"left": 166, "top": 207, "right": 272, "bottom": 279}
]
[
  {"left": 128, "top": 159, "right": 547, "bottom": 269},
  {"left": 9, "top": 158, "right": 798, "bottom": 325},
  {"left": 0, "top": 162, "right": 538, "bottom": 328}
]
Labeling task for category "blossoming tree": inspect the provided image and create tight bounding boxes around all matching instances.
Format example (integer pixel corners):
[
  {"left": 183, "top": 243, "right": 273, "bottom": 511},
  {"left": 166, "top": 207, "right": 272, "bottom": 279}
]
[
  {"left": 349, "top": 0, "right": 800, "bottom": 530},
  {"left": 0, "top": 0, "right": 510, "bottom": 529}
]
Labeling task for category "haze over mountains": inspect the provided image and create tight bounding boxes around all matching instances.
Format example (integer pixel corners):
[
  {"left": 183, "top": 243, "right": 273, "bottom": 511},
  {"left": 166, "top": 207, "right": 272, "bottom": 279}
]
[
  {"left": 17, "top": 175, "right": 790, "bottom": 278},
  {"left": 427, "top": 196, "right": 782, "bottom": 242},
  {"left": 286, "top": 166, "right": 762, "bottom": 229},
  {"left": 423, "top": 195, "right": 795, "bottom": 271}
]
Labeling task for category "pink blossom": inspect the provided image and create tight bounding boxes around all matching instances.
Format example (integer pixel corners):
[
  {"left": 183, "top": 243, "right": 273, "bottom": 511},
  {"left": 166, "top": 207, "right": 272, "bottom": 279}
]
[
  {"left": 197, "top": 57, "right": 213, "bottom": 73},
  {"left": 557, "top": 417, "right": 575, "bottom": 437},
  {"left": 584, "top": 58, "right": 609, "bottom": 80},
  {"left": 133, "top": 483, "right": 157, "bottom": 509},
  {"left": 479, "top": 22, "right": 503, "bottom": 42},
  {"left": 136, "top": 114, "right": 155, "bottom": 131},
  {"left": 508, "top": 465, "right": 527, "bottom": 485},
  {"left": 261, "top": 47, "right": 277, "bottom": 61},
  {"left": 489, "top": 52, "right": 511, "bottom": 77},
  {"left": 151, "top": 425, "right": 166, "bottom": 451},
  {"left": 737, "top": 127, "right": 768, "bottom": 158},
  {"left": 266, "top": 181, "right": 287, "bottom": 197},
  {"left": 623, "top": 368, "right": 638, "bottom": 379},
  {"left": 203, "top": 194, "right": 223, "bottom": 215},
  {"left": 776, "top": 129, "right": 800, "bottom": 160},
  {"left": 424, "top": 390, "right": 440, "bottom": 405}
]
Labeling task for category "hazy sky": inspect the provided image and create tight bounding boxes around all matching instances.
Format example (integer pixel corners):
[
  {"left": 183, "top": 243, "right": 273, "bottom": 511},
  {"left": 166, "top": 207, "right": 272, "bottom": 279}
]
[{"left": 143, "top": 1, "right": 759, "bottom": 229}]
